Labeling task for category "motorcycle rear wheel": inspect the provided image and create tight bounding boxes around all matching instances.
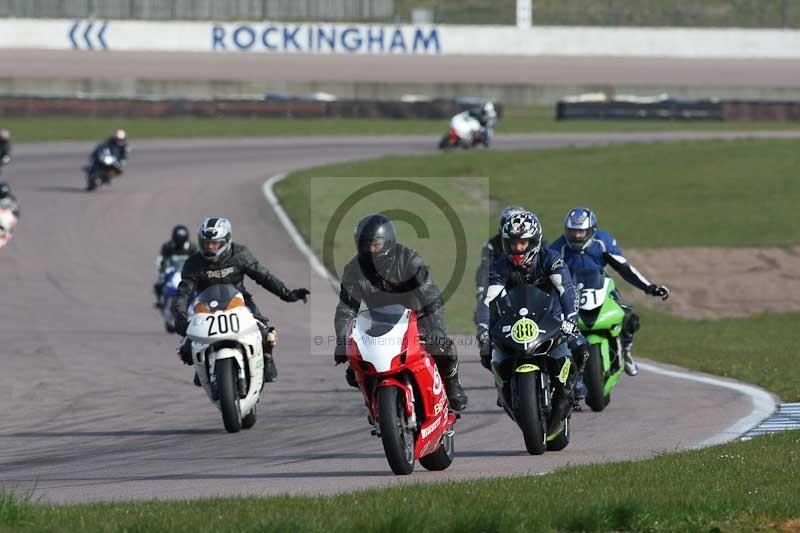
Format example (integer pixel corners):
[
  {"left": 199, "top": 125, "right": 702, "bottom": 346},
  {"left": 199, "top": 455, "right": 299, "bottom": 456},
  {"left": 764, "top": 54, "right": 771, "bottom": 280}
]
[
  {"left": 518, "top": 371, "right": 546, "bottom": 455},
  {"left": 377, "top": 387, "right": 415, "bottom": 475},
  {"left": 419, "top": 428, "right": 454, "bottom": 471},
  {"left": 216, "top": 358, "right": 242, "bottom": 433},
  {"left": 585, "top": 344, "right": 608, "bottom": 412}
]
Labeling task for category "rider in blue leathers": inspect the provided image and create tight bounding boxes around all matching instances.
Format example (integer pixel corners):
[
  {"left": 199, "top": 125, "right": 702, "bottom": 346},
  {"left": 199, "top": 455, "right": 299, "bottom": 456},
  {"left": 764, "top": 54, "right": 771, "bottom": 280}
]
[
  {"left": 550, "top": 208, "right": 670, "bottom": 379},
  {"left": 476, "top": 211, "right": 589, "bottom": 438}
]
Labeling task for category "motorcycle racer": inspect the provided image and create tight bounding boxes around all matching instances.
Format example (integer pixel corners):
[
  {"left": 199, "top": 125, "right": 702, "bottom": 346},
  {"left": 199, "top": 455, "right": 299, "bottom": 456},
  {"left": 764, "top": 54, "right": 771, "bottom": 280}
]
[
  {"left": 550, "top": 207, "right": 670, "bottom": 377},
  {"left": 173, "top": 217, "right": 310, "bottom": 383}
]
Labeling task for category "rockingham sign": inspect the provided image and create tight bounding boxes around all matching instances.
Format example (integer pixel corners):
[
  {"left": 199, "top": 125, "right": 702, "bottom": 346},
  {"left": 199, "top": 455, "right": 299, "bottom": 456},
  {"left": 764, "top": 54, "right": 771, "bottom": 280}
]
[
  {"left": 211, "top": 23, "right": 440, "bottom": 54},
  {"left": 1, "top": 18, "right": 800, "bottom": 59}
]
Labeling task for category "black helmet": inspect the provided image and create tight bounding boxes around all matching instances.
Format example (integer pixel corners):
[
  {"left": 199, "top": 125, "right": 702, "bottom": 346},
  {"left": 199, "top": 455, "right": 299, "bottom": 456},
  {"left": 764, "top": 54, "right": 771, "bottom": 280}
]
[
  {"left": 171, "top": 224, "right": 190, "bottom": 251},
  {"left": 354, "top": 214, "right": 396, "bottom": 261},
  {"left": 0, "top": 181, "right": 10, "bottom": 199},
  {"left": 501, "top": 211, "right": 543, "bottom": 268}
]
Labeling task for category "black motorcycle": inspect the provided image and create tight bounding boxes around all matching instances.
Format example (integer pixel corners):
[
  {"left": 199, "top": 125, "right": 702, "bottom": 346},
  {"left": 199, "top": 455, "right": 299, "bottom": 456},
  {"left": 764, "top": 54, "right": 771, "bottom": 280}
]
[
  {"left": 488, "top": 285, "right": 573, "bottom": 454},
  {"left": 85, "top": 147, "right": 122, "bottom": 192}
]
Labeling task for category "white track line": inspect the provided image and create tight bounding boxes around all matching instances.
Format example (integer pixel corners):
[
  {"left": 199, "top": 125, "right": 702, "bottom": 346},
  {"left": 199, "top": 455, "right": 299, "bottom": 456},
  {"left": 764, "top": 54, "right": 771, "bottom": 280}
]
[{"left": 264, "top": 171, "right": 778, "bottom": 447}]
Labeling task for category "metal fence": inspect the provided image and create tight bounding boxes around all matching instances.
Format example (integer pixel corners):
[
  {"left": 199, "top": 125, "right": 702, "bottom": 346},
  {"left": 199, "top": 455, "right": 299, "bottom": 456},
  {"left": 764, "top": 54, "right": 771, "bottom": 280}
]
[
  {"left": 395, "top": 0, "right": 800, "bottom": 28},
  {"left": 0, "top": 0, "right": 394, "bottom": 21},
  {"left": 1, "top": 0, "right": 799, "bottom": 27}
]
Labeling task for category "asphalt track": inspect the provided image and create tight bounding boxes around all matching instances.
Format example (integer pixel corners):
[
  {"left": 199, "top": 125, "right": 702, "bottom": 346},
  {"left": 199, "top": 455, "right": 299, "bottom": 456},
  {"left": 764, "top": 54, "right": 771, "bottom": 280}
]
[
  {"left": 2, "top": 50, "right": 799, "bottom": 88},
  {"left": 0, "top": 131, "right": 791, "bottom": 503}
]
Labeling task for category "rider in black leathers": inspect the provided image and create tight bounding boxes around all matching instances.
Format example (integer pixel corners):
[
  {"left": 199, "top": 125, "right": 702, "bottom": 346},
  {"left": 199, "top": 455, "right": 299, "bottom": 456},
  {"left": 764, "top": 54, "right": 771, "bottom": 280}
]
[
  {"left": 173, "top": 217, "right": 310, "bottom": 383},
  {"left": 89, "top": 129, "right": 129, "bottom": 176},
  {"left": 153, "top": 225, "right": 198, "bottom": 308},
  {"left": 333, "top": 214, "right": 468, "bottom": 411}
]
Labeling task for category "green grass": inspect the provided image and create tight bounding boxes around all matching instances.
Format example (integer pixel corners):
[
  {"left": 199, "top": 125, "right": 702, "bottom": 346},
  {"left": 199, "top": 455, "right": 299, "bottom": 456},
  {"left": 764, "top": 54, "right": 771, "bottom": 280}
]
[
  {"left": 2, "top": 430, "right": 799, "bottom": 532},
  {"left": 637, "top": 308, "right": 799, "bottom": 402},
  {"left": 275, "top": 139, "right": 800, "bottom": 396},
  {"left": 393, "top": 0, "right": 800, "bottom": 28},
  {"left": 3, "top": 112, "right": 800, "bottom": 143}
]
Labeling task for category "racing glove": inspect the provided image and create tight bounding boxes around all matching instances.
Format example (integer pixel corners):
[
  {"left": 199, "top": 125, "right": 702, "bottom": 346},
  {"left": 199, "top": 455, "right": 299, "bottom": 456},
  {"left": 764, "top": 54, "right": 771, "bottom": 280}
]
[
  {"left": 285, "top": 288, "right": 310, "bottom": 303},
  {"left": 476, "top": 327, "right": 491, "bottom": 370},
  {"left": 334, "top": 338, "right": 349, "bottom": 364},
  {"left": 647, "top": 284, "right": 670, "bottom": 301},
  {"left": 560, "top": 320, "right": 579, "bottom": 338}
]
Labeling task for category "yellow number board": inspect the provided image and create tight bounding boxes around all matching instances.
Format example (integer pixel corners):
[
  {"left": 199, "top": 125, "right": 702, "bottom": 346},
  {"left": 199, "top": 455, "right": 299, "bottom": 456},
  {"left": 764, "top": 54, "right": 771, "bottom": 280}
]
[{"left": 511, "top": 317, "right": 539, "bottom": 344}]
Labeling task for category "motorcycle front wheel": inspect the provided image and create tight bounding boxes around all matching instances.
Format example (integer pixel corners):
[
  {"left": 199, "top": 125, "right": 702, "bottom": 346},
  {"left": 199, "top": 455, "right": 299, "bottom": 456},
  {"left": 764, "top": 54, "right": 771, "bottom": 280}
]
[
  {"left": 216, "top": 358, "right": 242, "bottom": 433},
  {"left": 377, "top": 386, "right": 415, "bottom": 475},
  {"left": 585, "top": 344, "right": 608, "bottom": 412},
  {"left": 517, "top": 371, "right": 546, "bottom": 455}
]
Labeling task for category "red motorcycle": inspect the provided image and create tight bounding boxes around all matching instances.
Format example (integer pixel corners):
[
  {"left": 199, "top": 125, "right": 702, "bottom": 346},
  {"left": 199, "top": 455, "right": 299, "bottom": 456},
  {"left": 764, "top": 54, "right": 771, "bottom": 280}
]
[{"left": 347, "top": 305, "right": 457, "bottom": 475}]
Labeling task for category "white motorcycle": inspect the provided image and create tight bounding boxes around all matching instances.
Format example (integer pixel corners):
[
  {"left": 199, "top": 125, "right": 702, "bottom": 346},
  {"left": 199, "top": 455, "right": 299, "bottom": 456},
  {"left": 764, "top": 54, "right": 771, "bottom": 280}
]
[
  {"left": 0, "top": 205, "right": 17, "bottom": 249},
  {"left": 185, "top": 284, "right": 264, "bottom": 433}
]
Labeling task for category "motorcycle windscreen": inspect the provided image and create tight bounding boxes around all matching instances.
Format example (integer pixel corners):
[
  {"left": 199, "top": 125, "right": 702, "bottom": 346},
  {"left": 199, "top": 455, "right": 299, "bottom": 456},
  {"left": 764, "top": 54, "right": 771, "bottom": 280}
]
[
  {"left": 574, "top": 268, "right": 604, "bottom": 290},
  {"left": 192, "top": 284, "right": 245, "bottom": 314},
  {"left": 491, "top": 285, "right": 562, "bottom": 355},
  {"left": 353, "top": 305, "right": 410, "bottom": 372}
]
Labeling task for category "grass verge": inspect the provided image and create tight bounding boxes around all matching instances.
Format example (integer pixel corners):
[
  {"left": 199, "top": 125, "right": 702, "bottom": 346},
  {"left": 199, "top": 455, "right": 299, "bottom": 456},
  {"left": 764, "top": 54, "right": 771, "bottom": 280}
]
[
  {"left": 276, "top": 139, "right": 799, "bottom": 339},
  {"left": 3, "top": 112, "right": 800, "bottom": 143},
  {"left": 2, "top": 430, "right": 799, "bottom": 532}
]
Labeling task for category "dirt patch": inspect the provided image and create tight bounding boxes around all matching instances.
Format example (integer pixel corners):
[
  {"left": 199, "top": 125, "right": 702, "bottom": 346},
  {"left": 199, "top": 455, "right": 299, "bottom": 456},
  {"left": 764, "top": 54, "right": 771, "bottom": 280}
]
[{"left": 621, "top": 246, "right": 800, "bottom": 319}]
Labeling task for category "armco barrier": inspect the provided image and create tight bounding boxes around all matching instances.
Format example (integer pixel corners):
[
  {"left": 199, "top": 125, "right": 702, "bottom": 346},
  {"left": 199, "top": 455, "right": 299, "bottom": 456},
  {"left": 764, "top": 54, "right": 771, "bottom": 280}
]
[
  {"left": 555, "top": 99, "right": 723, "bottom": 121},
  {"left": 0, "top": 94, "right": 501, "bottom": 120},
  {"left": 556, "top": 99, "right": 800, "bottom": 122}
]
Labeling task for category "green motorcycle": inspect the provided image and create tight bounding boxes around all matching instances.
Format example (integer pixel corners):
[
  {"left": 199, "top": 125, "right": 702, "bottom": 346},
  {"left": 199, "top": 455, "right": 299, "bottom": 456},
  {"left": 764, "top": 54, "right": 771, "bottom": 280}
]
[{"left": 574, "top": 268, "right": 625, "bottom": 412}]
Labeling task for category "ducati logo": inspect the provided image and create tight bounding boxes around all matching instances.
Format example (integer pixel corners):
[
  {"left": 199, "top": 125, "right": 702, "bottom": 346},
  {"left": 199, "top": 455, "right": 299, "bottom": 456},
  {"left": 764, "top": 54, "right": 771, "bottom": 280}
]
[{"left": 432, "top": 366, "right": 443, "bottom": 395}]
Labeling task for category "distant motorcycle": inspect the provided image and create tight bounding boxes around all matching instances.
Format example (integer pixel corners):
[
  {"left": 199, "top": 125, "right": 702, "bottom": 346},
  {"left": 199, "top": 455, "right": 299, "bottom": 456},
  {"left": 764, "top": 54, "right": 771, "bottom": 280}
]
[
  {"left": 185, "top": 284, "right": 264, "bottom": 433},
  {"left": 0, "top": 206, "right": 17, "bottom": 249},
  {"left": 347, "top": 305, "right": 457, "bottom": 475},
  {"left": 159, "top": 257, "right": 188, "bottom": 334},
  {"left": 438, "top": 111, "right": 491, "bottom": 150},
  {"left": 85, "top": 148, "right": 122, "bottom": 192}
]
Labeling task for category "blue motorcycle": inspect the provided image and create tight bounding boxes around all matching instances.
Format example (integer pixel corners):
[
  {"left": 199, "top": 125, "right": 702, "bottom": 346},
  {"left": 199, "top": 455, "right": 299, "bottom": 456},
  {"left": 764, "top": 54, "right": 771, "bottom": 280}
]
[{"left": 159, "top": 258, "right": 186, "bottom": 333}]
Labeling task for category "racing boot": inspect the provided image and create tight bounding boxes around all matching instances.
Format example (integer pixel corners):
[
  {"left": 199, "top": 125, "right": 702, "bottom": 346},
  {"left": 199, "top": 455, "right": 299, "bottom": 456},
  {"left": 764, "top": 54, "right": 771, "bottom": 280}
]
[
  {"left": 442, "top": 364, "right": 468, "bottom": 412},
  {"left": 262, "top": 326, "right": 278, "bottom": 383},
  {"left": 622, "top": 336, "right": 638, "bottom": 376}
]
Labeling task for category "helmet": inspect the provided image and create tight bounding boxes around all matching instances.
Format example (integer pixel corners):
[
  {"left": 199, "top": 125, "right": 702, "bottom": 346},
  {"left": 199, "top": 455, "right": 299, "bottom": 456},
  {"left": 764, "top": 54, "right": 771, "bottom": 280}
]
[
  {"left": 354, "top": 214, "right": 396, "bottom": 263},
  {"left": 498, "top": 205, "right": 526, "bottom": 230},
  {"left": 0, "top": 129, "right": 9, "bottom": 141},
  {"left": 113, "top": 129, "right": 127, "bottom": 145},
  {"left": 481, "top": 101, "right": 497, "bottom": 121},
  {"left": 171, "top": 224, "right": 190, "bottom": 251},
  {"left": 501, "top": 211, "right": 543, "bottom": 268},
  {"left": 0, "top": 181, "right": 10, "bottom": 199},
  {"left": 564, "top": 207, "right": 597, "bottom": 251},
  {"left": 198, "top": 217, "right": 232, "bottom": 262}
]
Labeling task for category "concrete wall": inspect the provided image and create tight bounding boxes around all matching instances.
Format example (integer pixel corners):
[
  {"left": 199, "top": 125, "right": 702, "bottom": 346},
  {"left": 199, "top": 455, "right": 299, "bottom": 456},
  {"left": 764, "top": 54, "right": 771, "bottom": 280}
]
[{"left": 2, "top": 18, "right": 800, "bottom": 58}]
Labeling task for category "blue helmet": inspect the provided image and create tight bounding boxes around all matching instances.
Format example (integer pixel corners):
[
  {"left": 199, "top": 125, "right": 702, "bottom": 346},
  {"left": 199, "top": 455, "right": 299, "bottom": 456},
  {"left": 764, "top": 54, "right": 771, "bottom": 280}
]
[{"left": 564, "top": 207, "right": 597, "bottom": 251}]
